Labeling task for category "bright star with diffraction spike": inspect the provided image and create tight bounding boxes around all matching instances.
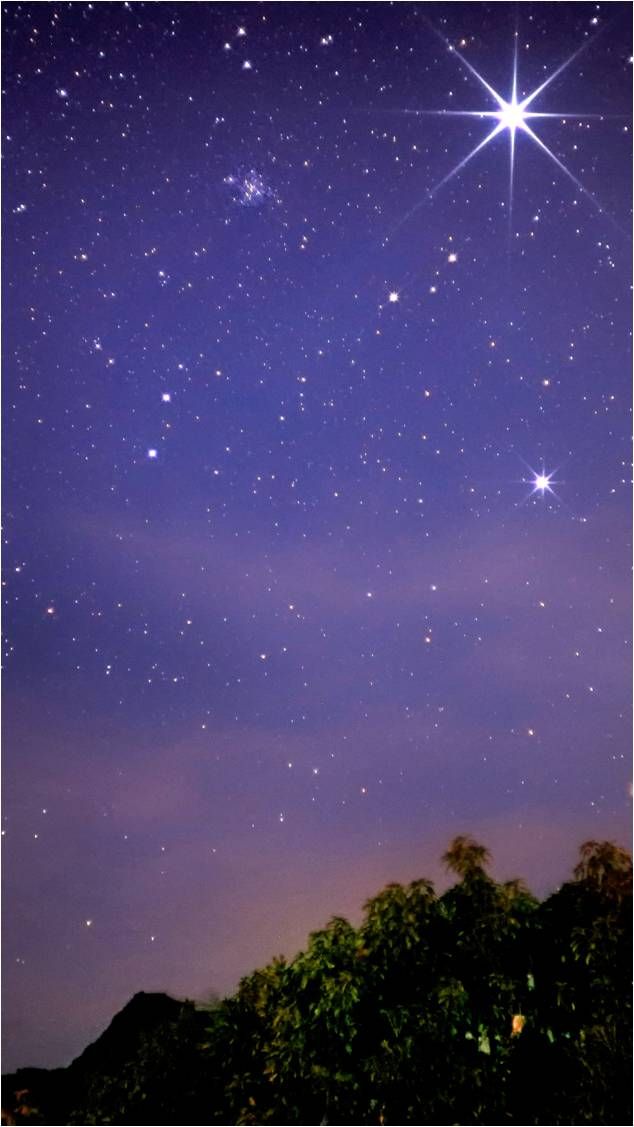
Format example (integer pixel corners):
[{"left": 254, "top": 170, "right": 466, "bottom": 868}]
[
  {"left": 516, "top": 461, "right": 561, "bottom": 506},
  {"left": 399, "top": 29, "right": 610, "bottom": 223}
]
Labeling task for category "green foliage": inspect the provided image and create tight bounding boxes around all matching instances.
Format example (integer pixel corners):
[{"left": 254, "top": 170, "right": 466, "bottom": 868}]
[
  {"left": 573, "top": 839, "right": 633, "bottom": 898},
  {"left": 204, "top": 837, "right": 631, "bottom": 1126},
  {"left": 442, "top": 834, "right": 492, "bottom": 879},
  {"left": 2, "top": 838, "right": 630, "bottom": 1125}
]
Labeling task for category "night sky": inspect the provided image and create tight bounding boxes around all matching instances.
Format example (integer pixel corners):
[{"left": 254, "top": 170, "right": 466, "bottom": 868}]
[{"left": 2, "top": 1, "right": 631, "bottom": 1072}]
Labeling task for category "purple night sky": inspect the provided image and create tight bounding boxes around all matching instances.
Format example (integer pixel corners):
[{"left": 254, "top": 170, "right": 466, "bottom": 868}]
[{"left": 2, "top": 1, "right": 631, "bottom": 1072}]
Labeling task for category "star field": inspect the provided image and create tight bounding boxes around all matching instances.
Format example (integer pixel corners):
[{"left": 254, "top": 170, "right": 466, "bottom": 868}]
[{"left": 2, "top": 1, "right": 631, "bottom": 1070}]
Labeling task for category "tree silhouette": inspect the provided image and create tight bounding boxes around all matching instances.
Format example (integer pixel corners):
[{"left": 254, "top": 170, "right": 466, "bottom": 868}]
[
  {"left": 442, "top": 834, "right": 491, "bottom": 880},
  {"left": 3, "top": 837, "right": 630, "bottom": 1126},
  {"left": 573, "top": 839, "right": 632, "bottom": 897}
]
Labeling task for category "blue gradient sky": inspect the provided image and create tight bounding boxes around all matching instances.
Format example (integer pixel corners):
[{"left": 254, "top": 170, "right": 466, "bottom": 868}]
[{"left": 2, "top": 1, "right": 631, "bottom": 1069}]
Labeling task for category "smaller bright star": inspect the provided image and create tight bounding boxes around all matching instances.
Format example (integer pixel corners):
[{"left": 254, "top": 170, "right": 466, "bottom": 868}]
[
  {"left": 147, "top": 448, "right": 158, "bottom": 459},
  {"left": 533, "top": 473, "right": 552, "bottom": 494}
]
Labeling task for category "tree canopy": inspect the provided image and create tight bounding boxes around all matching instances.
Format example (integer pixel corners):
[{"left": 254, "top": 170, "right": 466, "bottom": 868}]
[{"left": 2, "top": 837, "right": 631, "bottom": 1126}]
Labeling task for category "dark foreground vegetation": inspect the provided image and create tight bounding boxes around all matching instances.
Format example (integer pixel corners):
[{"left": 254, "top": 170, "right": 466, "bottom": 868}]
[{"left": 3, "top": 837, "right": 631, "bottom": 1126}]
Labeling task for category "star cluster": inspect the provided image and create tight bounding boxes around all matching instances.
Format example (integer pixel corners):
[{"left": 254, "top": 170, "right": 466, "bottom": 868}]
[{"left": 2, "top": 2, "right": 631, "bottom": 1071}]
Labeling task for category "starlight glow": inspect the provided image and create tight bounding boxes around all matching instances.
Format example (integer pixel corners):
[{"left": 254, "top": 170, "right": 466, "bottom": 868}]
[
  {"left": 497, "top": 97, "right": 526, "bottom": 132},
  {"left": 533, "top": 473, "right": 553, "bottom": 494}
]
